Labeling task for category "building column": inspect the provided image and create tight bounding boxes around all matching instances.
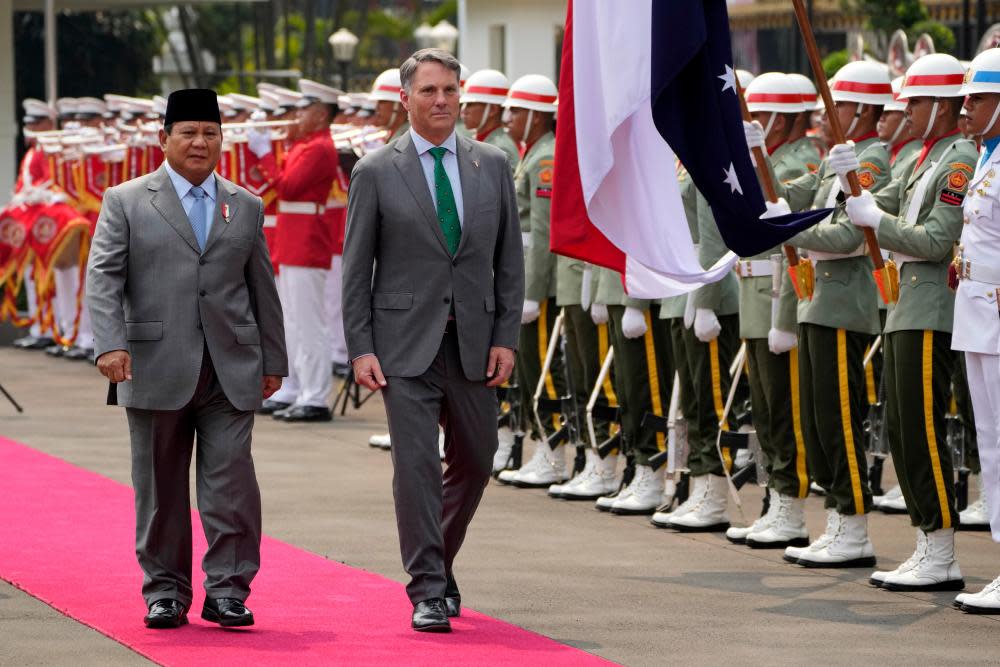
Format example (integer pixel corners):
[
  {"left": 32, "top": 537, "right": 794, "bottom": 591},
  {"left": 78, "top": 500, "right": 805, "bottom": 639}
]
[{"left": 0, "top": 0, "right": 16, "bottom": 197}]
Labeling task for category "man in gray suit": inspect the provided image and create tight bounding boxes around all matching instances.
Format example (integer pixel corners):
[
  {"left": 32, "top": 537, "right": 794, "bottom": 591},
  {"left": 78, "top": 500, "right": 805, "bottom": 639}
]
[
  {"left": 342, "top": 48, "right": 524, "bottom": 632},
  {"left": 86, "top": 89, "right": 287, "bottom": 629}
]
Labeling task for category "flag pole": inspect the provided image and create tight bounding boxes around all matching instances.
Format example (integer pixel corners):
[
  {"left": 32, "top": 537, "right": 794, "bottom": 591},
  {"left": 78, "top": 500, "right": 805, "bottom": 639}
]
[{"left": 791, "top": 0, "right": 898, "bottom": 304}]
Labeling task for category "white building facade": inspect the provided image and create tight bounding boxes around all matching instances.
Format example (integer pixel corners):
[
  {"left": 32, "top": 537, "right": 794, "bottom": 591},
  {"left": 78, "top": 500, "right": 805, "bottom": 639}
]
[{"left": 458, "top": 0, "right": 566, "bottom": 82}]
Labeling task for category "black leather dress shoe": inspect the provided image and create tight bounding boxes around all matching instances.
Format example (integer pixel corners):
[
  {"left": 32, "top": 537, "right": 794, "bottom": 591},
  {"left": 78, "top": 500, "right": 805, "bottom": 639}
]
[
  {"left": 12, "top": 335, "right": 53, "bottom": 350},
  {"left": 257, "top": 398, "right": 291, "bottom": 415},
  {"left": 277, "top": 405, "right": 333, "bottom": 422},
  {"left": 143, "top": 599, "right": 188, "bottom": 629},
  {"left": 412, "top": 598, "right": 451, "bottom": 632},
  {"left": 201, "top": 597, "right": 254, "bottom": 627},
  {"left": 445, "top": 595, "right": 461, "bottom": 618}
]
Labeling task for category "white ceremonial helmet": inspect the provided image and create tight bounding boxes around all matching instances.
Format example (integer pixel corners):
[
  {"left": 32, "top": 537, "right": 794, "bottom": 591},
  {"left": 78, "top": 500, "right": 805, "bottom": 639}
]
[
  {"left": 736, "top": 69, "right": 756, "bottom": 89},
  {"left": 787, "top": 73, "right": 819, "bottom": 111},
  {"left": 504, "top": 74, "right": 558, "bottom": 112},
  {"left": 884, "top": 76, "right": 907, "bottom": 112},
  {"left": 830, "top": 61, "right": 894, "bottom": 105},
  {"left": 370, "top": 68, "right": 403, "bottom": 102},
  {"left": 461, "top": 69, "right": 510, "bottom": 105},
  {"left": 297, "top": 79, "right": 344, "bottom": 106},
  {"left": 897, "top": 53, "right": 966, "bottom": 99},
  {"left": 960, "top": 48, "right": 1000, "bottom": 95},
  {"left": 745, "top": 72, "right": 806, "bottom": 114},
  {"left": 460, "top": 62, "right": 470, "bottom": 88}
]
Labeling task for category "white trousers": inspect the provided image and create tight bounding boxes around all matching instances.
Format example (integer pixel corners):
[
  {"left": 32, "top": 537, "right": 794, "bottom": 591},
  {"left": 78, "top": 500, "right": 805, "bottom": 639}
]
[
  {"left": 966, "top": 351, "right": 1000, "bottom": 543},
  {"left": 51, "top": 266, "right": 94, "bottom": 348},
  {"left": 24, "top": 264, "right": 41, "bottom": 337},
  {"left": 325, "top": 255, "right": 348, "bottom": 365},
  {"left": 271, "top": 265, "right": 331, "bottom": 407}
]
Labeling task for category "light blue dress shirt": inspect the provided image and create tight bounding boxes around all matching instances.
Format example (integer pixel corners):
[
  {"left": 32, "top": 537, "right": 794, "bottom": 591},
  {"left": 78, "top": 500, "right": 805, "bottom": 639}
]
[
  {"left": 163, "top": 160, "right": 217, "bottom": 238},
  {"left": 410, "top": 128, "right": 464, "bottom": 228}
]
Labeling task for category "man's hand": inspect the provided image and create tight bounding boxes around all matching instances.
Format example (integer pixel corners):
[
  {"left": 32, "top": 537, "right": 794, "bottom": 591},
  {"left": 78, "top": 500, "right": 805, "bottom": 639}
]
[
  {"left": 353, "top": 354, "right": 388, "bottom": 391},
  {"left": 486, "top": 346, "right": 516, "bottom": 387},
  {"left": 263, "top": 375, "right": 282, "bottom": 399},
  {"left": 97, "top": 350, "right": 132, "bottom": 383}
]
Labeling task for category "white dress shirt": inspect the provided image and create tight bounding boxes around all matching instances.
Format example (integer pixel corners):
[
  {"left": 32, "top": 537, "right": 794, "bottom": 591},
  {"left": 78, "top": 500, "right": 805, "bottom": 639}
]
[
  {"left": 164, "top": 160, "right": 218, "bottom": 237},
  {"left": 409, "top": 127, "right": 464, "bottom": 228}
]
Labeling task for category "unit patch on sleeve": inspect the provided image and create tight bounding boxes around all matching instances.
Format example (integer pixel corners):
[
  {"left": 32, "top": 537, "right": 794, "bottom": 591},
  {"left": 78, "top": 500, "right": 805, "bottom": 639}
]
[
  {"left": 940, "top": 189, "right": 965, "bottom": 206},
  {"left": 535, "top": 187, "right": 553, "bottom": 199},
  {"left": 858, "top": 171, "right": 876, "bottom": 189},
  {"left": 948, "top": 170, "right": 969, "bottom": 191}
]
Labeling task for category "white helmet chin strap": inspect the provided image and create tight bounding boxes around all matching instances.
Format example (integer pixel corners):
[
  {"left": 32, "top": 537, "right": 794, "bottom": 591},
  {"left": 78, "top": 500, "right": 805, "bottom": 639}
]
[
  {"left": 845, "top": 102, "right": 865, "bottom": 137},
  {"left": 980, "top": 97, "right": 1000, "bottom": 138},
  {"left": 763, "top": 112, "right": 778, "bottom": 140},
  {"left": 888, "top": 115, "right": 907, "bottom": 145},
  {"left": 387, "top": 102, "right": 400, "bottom": 129},
  {"left": 477, "top": 103, "right": 492, "bottom": 133},
  {"left": 921, "top": 100, "right": 940, "bottom": 140},
  {"left": 521, "top": 109, "right": 535, "bottom": 145}
]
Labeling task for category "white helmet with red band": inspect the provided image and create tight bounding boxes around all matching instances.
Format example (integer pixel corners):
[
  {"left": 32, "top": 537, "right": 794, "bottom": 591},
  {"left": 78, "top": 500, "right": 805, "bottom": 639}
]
[
  {"left": 897, "top": 53, "right": 966, "bottom": 99},
  {"left": 370, "top": 68, "right": 403, "bottom": 102},
  {"left": 786, "top": 73, "right": 818, "bottom": 111},
  {"left": 460, "top": 63, "right": 470, "bottom": 88},
  {"left": 883, "top": 77, "right": 906, "bottom": 112},
  {"left": 504, "top": 74, "right": 558, "bottom": 112},
  {"left": 745, "top": 72, "right": 806, "bottom": 113},
  {"left": 830, "top": 61, "right": 894, "bottom": 105},
  {"left": 461, "top": 69, "right": 511, "bottom": 105},
  {"left": 736, "top": 69, "right": 756, "bottom": 89}
]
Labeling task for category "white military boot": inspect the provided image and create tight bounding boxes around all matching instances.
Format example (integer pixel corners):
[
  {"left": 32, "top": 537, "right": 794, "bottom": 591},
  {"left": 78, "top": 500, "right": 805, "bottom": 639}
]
[
  {"left": 784, "top": 509, "right": 840, "bottom": 563},
  {"left": 795, "top": 512, "right": 876, "bottom": 568},
  {"left": 870, "top": 529, "right": 927, "bottom": 588},
  {"left": 510, "top": 443, "right": 568, "bottom": 488},
  {"left": 561, "top": 452, "right": 619, "bottom": 500},
  {"left": 651, "top": 475, "right": 706, "bottom": 528},
  {"left": 746, "top": 493, "right": 809, "bottom": 549},
  {"left": 956, "top": 574, "right": 1000, "bottom": 614},
  {"left": 873, "top": 484, "right": 907, "bottom": 514},
  {"left": 368, "top": 433, "right": 391, "bottom": 450},
  {"left": 666, "top": 474, "right": 731, "bottom": 532},
  {"left": 880, "top": 528, "right": 963, "bottom": 591},
  {"left": 610, "top": 465, "right": 665, "bottom": 515},
  {"left": 959, "top": 475, "right": 990, "bottom": 531},
  {"left": 492, "top": 427, "right": 516, "bottom": 474},
  {"left": 726, "top": 489, "right": 777, "bottom": 544},
  {"left": 548, "top": 448, "right": 596, "bottom": 497}
]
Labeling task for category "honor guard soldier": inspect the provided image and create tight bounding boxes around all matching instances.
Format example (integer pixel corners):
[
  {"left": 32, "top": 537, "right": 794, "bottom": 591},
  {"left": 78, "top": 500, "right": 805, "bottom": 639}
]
[
  {"left": 948, "top": 48, "right": 1000, "bottom": 613},
  {"left": 843, "top": 53, "right": 976, "bottom": 590},
  {"left": 496, "top": 75, "right": 568, "bottom": 487},
  {"left": 460, "top": 70, "right": 521, "bottom": 169},
  {"left": 370, "top": 68, "right": 409, "bottom": 143},
  {"left": 786, "top": 73, "right": 824, "bottom": 171},
  {"left": 725, "top": 73, "right": 813, "bottom": 548},
  {"left": 761, "top": 60, "right": 894, "bottom": 567},
  {"left": 249, "top": 79, "right": 342, "bottom": 422},
  {"left": 882, "top": 76, "right": 923, "bottom": 179}
]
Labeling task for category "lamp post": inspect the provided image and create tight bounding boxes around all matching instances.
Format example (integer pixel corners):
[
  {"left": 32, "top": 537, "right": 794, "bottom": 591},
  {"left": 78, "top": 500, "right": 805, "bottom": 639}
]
[
  {"left": 328, "top": 27, "right": 359, "bottom": 90},
  {"left": 414, "top": 22, "right": 434, "bottom": 50},
  {"left": 430, "top": 20, "right": 459, "bottom": 54}
]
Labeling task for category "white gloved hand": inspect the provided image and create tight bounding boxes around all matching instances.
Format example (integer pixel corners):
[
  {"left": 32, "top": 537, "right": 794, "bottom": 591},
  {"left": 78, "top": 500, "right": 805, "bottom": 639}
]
[
  {"left": 768, "top": 328, "right": 798, "bottom": 354},
  {"left": 521, "top": 299, "right": 540, "bottom": 324},
  {"left": 744, "top": 120, "right": 765, "bottom": 152},
  {"left": 693, "top": 308, "right": 721, "bottom": 343},
  {"left": 590, "top": 302, "right": 609, "bottom": 325},
  {"left": 828, "top": 141, "right": 860, "bottom": 192},
  {"left": 580, "top": 266, "right": 593, "bottom": 311},
  {"left": 247, "top": 127, "right": 273, "bottom": 158},
  {"left": 761, "top": 197, "right": 791, "bottom": 219},
  {"left": 845, "top": 190, "right": 883, "bottom": 231},
  {"left": 249, "top": 109, "right": 267, "bottom": 122},
  {"left": 621, "top": 306, "right": 648, "bottom": 339}
]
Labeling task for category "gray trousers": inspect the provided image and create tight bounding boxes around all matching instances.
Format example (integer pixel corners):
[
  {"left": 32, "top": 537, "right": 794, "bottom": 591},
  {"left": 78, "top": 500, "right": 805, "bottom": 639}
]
[
  {"left": 125, "top": 348, "right": 262, "bottom": 608},
  {"left": 382, "top": 326, "right": 498, "bottom": 604}
]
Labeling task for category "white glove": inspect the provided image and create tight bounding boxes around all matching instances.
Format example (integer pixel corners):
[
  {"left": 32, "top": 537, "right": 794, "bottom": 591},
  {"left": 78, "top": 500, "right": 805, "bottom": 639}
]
[
  {"left": 247, "top": 127, "right": 273, "bottom": 158},
  {"left": 761, "top": 197, "right": 791, "bottom": 219},
  {"left": 845, "top": 190, "right": 883, "bottom": 231},
  {"left": 683, "top": 295, "right": 696, "bottom": 329},
  {"left": 249, "top": 109, "right": 267, "bottom": 122},
  {"left": 590, "top": 302, "right": 609, "bottom": 325},
  {"left": 621, "top": 306, "right": 648, "bottom": 339},
  {"left": 694, "top": 308, "right": 721, "bottom": 343},
  {"left": 744, "top": 120, "right": 765, "bottom": 152},
  {"left": 828, "top": 142, "right": 860, "bottom": 192},
  {"left": 580, "top": 266, "right": 593, "bottom": 311},
  {"left": 768, "top": 328, "right": 798, "bottom": 354},
  {"left": 521, "top": 299, "right": 540, "bottom": 324}
]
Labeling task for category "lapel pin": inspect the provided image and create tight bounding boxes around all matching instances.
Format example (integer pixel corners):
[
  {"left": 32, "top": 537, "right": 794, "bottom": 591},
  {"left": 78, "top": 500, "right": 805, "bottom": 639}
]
[
  {"left": 473, "top": 160, "right": 479, "bottom": 169},
  {"left": 222, "top": 203, "right": 231, "bottom": 223}
]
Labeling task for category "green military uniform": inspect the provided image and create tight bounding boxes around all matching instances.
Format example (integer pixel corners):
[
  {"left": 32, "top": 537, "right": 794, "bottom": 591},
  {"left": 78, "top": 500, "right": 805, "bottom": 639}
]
[
  {"left": 889, "top": 138, "right": 922, "bottom": 181},
  {"left": 479, "top": 126, "right": 521, "bottom": 173},
  {"left": 739, "top": 140, "right": 812, "bottom": 499},
  {"left": 388, "top": 121, "right": 410, "bottom": 143},
  {"left": 871, "top": 132, "right": 977, "bottom": 532},
  {"left": 777, "top": 134, "right": 891, "bottom": 516},
  {"left": 514, "top": 131, "right": 564, "bottom": 438},
  {"left": 791, "top": 136, "right": 822, "bottom": 174}
]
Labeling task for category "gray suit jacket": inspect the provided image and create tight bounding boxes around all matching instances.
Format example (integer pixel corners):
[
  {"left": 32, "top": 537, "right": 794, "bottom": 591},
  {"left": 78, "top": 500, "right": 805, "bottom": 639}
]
[
  {"left": 86, "top": 164, "right": 287, "bottom": 411},
  {"left": 342, "top": 130, "right": 523, "bottom": 381}
]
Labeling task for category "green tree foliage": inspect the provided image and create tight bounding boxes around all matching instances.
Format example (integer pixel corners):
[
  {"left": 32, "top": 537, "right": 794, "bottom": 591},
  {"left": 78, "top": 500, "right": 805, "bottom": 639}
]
[
  {"left": 908, "top": 20, "right": 957, "bottom": 55},
  {"left": 841, "top": 0, "right": 928, "bottom": 35},
  {"left": 823, "top": 49, "right": 850, "bottom": 79}
]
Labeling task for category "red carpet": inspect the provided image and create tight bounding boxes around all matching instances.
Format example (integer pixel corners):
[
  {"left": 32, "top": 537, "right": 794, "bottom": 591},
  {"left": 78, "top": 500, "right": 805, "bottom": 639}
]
[{"left": 0, "top": 436, "right": 616, "bottom": 666}]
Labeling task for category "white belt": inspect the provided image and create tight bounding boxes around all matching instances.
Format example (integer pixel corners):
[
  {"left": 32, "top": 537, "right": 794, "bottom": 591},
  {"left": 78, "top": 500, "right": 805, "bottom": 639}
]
[
  {"left": 734, "top": 260, "right": 773, "bottom": 278},
  {"left": 522, "top": 232, "right": 532, "bottom": 249},
  {"left": 263, "top": 215, "right": 277, "bottom": 228},
  {"left": 807, "top": 244, "right": 867, "bottom": 262},
  {"left": 957, "top": 258, "right": 1000, "bottom": 285},
  {"left": 278, "top": 201, "right": 325, "bottom": 215},
  {"left": 892, "top": 252, "right": 928, "bottom": 270}
]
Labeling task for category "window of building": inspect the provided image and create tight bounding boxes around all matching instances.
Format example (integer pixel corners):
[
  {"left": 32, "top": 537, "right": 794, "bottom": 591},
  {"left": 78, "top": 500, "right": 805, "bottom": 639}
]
[{"left": 489, "top": 24, "right": 506, "bottom": 72}]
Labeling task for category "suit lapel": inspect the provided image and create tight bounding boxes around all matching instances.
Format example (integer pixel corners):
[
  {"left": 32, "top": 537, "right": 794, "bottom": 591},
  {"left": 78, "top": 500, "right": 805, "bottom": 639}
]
[
  {"left": 454, "top": 135, "right": 480, "bottom": 258},
  {"left": 392, "top": 132, "right": 450, "bottom": 254},
  {"left": 202, "top": 175, "right": 238, "bottom": 254},
  {"left": 148, "top": 165, "right": 201, "bottom": 254}
]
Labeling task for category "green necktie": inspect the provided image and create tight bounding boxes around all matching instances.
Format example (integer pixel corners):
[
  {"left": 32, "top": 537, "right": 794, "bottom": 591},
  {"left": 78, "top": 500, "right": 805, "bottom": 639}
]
[{"left": 429, "top": 146, "right": 461, "bottom": 255}]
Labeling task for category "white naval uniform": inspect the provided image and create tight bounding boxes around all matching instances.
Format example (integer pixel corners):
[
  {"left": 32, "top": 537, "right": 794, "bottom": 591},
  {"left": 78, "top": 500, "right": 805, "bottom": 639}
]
[{"left": 953, "top": 143, "right": 1000, "bottom": 541}]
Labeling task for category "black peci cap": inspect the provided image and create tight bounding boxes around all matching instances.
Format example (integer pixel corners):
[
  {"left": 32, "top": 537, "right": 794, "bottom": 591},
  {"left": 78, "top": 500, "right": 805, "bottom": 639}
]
[{"left": 164, "top": 88, "right": 222, "bottom": 126}]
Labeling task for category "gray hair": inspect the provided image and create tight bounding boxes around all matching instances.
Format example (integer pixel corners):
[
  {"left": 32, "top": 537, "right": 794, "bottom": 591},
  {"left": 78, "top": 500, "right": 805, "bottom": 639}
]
[{"left": 399, "top": 48, "right": 461, "bottom": 93}]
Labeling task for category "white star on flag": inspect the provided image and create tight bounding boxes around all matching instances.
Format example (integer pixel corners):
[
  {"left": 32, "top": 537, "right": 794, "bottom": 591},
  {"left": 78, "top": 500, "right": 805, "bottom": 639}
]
[
  {"left": 718, "top": 65, "right": 736, "bottom": 94},
  {"left": 723, "top": 163, "right": 742, "bottom": 195}
]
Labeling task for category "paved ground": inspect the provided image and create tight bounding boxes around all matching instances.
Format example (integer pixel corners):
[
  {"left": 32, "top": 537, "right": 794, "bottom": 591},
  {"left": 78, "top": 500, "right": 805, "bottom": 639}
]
[{"left": 1, "top": 343, "right": 999, "bottom": 666}]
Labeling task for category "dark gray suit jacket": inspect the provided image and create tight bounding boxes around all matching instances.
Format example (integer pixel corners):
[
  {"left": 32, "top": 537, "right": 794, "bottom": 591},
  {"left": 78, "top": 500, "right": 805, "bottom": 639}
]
[
  {"left": 341, "top": 130, "right": 523, "bottom": 381},
  {"left": 86, "top": 164, "right": 287, "bottom": 411}
]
